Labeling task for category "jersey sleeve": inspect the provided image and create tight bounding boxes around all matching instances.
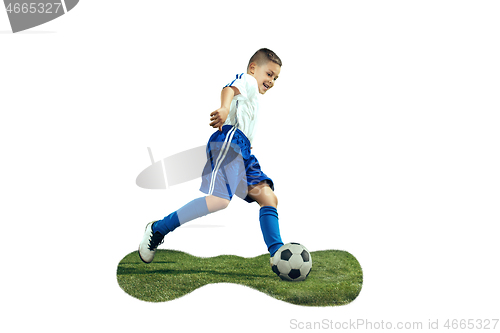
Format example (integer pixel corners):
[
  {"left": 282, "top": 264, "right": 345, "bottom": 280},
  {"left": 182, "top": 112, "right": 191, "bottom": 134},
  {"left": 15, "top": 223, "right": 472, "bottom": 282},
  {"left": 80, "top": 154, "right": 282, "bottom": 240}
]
[{"left": 225, "top": 73, "right": 257, "bottom": 102}]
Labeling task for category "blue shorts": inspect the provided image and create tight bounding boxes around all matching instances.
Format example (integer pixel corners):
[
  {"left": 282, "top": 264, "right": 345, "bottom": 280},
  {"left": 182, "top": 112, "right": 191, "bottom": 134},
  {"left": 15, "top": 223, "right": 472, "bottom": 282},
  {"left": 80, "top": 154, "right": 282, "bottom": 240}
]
[{"left": 200, "top": 125, "right": 274, "bottom": 203}]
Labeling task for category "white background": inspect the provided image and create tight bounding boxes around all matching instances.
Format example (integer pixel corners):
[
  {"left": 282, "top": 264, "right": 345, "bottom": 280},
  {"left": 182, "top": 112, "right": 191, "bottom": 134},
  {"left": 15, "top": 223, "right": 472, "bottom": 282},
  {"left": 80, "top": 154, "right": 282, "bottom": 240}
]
[{"left": 1, "top": 1, "right": 499, "bottom": 332}]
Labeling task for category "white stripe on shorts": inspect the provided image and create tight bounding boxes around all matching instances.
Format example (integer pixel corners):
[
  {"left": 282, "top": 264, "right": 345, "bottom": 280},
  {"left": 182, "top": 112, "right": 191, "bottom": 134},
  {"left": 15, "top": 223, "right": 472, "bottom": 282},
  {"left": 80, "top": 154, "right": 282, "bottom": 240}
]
[{"left": 208, "top": 124, "right": 238, "bottom": 196}]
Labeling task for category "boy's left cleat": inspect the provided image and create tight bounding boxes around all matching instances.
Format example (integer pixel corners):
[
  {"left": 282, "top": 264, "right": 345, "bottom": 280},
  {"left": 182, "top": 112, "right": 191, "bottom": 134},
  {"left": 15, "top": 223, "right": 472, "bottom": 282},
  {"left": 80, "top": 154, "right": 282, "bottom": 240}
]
[
  {"left": 138, "top": 221, "right": 164, "bottom": 263},
  {"left": 269, "top": 243, "right": 285, "bottom": 267}
]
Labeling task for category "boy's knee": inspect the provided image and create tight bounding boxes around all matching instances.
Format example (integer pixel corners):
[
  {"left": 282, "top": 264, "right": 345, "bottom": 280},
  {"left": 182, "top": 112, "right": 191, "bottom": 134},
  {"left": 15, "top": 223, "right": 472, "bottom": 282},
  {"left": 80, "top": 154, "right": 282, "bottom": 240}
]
[
  {"left": 260, "top": 190, "right": 278, "bottom": 208},
  {"left": 265, "top": 186, "right": 278, "bottom": 207},
  {"left": 219, "top": 198, "right": 230, "bottom": 210},
  {"left": 269, "top": 192, "right": 278, "bottom": 208},
  {"left": 206, "top": 195, "right": 230, "bottom": 213}
]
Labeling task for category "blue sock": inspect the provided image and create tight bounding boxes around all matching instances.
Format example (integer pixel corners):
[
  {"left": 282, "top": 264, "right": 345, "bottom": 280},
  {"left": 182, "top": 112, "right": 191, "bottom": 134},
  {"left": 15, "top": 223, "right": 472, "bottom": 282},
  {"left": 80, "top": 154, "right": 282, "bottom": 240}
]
[
  {"left": 153, "top": 197, "right": 210, "bottom": 235},
  {"left": 259, "top": 206, "right": 284, "bottom": 256}
]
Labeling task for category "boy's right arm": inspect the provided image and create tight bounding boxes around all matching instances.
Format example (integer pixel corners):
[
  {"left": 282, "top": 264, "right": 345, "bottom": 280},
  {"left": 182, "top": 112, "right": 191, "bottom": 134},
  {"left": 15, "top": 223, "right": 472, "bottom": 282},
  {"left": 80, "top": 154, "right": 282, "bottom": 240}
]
[{"left": 209, "top": 86, "right": 240, "bottom": 131}]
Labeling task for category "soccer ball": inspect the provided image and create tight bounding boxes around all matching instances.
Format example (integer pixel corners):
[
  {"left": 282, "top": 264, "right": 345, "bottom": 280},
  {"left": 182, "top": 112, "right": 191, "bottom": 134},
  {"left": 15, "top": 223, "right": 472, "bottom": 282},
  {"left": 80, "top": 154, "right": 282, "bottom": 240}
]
[{"left": 271, "top": 242, "right": 312, "bottom": 281}]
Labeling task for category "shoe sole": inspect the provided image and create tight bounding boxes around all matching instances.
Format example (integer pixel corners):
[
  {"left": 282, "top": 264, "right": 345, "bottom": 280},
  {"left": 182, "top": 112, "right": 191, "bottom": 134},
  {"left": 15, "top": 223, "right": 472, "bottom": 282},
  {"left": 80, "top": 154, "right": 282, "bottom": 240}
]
[{"left": 138, "top": 246, "right": 152, "bottom": 264}]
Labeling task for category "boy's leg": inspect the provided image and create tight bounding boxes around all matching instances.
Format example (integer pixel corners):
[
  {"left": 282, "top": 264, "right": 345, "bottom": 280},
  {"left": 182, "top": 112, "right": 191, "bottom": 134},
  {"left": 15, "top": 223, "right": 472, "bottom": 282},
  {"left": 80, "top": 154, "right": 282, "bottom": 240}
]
[
  {"left": 153, "top": 195, "right": 230, "bottom": 234},
  {"left": 247, "top": 182, "right": 283, "bottom": 257},
  {"left": 206, "top": 195, "right": 231, "bottom": 213},
  {"left": 139, "top": 195, "right": 229, "bottom": 263}
]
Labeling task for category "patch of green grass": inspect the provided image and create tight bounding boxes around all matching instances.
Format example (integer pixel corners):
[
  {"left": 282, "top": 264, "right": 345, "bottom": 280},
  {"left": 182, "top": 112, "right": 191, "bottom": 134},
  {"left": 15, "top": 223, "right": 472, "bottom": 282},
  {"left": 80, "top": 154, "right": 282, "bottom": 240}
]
[{"left": 117, "top": 249, "right": 362, "bottom": 306}]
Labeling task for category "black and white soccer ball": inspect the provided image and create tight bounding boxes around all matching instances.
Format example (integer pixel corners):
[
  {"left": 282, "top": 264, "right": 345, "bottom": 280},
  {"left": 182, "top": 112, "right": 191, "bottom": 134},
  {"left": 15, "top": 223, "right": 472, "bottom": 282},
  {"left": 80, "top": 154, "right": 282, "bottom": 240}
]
[{"left": 271, "top": 242, "right": 312, "bottom": 281}]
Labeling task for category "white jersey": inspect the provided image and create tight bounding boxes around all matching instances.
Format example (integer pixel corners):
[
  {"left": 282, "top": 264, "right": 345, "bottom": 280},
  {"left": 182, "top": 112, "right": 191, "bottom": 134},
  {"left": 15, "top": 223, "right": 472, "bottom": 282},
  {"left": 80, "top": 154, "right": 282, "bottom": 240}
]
[{"left": 223, "top": 73, "right": 260, "bottom": 145}]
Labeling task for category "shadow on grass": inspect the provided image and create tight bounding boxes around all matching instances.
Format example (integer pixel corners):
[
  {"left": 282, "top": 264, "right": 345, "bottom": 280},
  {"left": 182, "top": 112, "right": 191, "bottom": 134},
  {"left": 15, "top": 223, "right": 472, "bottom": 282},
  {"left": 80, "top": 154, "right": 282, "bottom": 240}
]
[{"left": 118, "top": 266, "right": 270, "bottom": 279}]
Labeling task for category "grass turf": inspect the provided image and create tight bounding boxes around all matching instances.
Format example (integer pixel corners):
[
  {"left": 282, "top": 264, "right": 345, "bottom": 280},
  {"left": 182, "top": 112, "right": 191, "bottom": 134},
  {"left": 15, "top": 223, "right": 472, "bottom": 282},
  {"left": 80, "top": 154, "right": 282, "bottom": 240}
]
[{"left": 117, "top": 249, "right": 362, "bottom": 306}]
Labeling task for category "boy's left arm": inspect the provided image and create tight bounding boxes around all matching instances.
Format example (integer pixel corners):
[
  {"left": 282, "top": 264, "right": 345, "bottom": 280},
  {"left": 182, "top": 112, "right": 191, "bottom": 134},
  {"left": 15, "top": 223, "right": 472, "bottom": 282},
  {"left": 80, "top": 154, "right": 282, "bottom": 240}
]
[{"left": 209, "top": 86, "right": 240, "bottom": 131}]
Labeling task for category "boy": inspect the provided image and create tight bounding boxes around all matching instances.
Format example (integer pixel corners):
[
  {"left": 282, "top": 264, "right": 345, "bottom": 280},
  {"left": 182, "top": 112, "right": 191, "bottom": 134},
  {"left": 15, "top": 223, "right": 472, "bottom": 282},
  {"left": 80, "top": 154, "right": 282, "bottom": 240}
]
[{"left": 139, "top": 48, "right": 284, "bottom": 267}]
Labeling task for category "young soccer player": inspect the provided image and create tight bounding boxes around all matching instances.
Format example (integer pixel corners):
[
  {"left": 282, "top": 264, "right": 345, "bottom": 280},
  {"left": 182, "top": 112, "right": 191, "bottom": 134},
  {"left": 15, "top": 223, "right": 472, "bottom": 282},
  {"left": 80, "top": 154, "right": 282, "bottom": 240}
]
[{"left": 139, "top": 48, "right": 284, "bottom": 267}]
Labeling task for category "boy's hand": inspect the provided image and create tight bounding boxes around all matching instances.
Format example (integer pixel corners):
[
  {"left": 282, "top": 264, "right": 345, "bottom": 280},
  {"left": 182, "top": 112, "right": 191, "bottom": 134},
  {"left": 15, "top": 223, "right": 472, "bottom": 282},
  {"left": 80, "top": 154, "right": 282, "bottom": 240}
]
[{"left": 210, "top": 106, "right": 229, "bottom": 131}]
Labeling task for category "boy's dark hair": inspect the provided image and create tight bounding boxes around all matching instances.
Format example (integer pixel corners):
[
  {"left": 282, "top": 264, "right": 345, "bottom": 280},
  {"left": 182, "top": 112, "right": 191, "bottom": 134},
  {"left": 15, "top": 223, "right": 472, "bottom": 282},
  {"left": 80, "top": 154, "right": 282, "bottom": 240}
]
[{"left": 247, "top": 48, "right": 282, "bottom": 70}]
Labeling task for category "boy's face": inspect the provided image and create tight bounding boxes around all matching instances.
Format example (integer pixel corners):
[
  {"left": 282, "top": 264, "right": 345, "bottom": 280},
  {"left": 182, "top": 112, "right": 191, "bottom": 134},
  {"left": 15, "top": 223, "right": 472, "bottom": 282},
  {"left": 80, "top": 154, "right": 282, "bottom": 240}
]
[{"left": 249, "top": 61, "right": 281, "bottom": 95}]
